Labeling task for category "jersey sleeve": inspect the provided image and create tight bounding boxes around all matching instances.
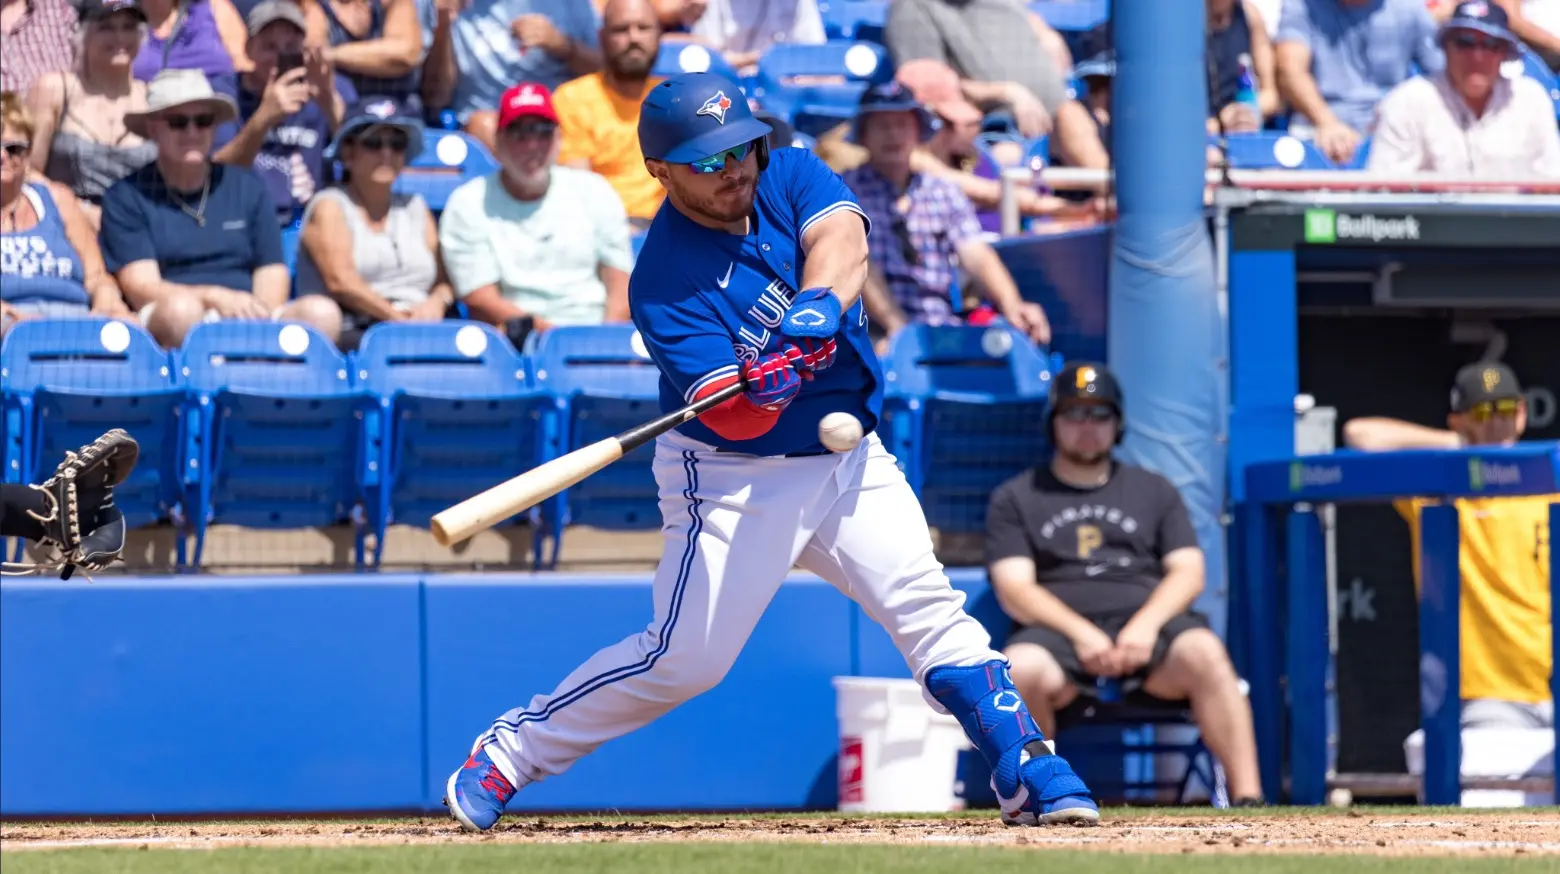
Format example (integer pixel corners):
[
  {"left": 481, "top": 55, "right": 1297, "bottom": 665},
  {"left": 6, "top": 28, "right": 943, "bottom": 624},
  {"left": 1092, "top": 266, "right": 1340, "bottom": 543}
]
[
  {"left": 984, "top": 480, "right": 1032, "bottom": 565},
  {"left": 783, "top": 149, "right": 871, "bottom": 239},
  {"left": 630, "top": 282, "right": 740, "bottom": 405},
  {"left": 97, "top": 178, "right": 155, "bottom": 273}
]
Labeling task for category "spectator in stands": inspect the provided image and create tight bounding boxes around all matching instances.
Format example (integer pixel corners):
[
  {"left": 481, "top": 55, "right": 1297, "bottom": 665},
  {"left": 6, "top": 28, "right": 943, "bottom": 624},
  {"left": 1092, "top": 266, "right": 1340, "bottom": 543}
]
[
  {"left": 842, "top": 84, "right": 1051, "bottom": 350},
  {"left": 98, "top": 69, "right": 342, "bottom": 347},
  {"left": 986, "top": 362, "right": 1265, "bottom": 806},
  {"left": 555, "top": 0, "right": 664, "bottom": 228},
  {"left": 1369, "top": 1, "right": 1560, "bottom": 178},
  {"left": 1207, "top": 0, "right": 1281, "bottom": 133},
  {"left": 884, "top": 0, "right": 1110, "bottom": 170},
  {"left": 133, "top": 0, "right": 247, "bottom": 82},
  {"left": 26, "top": 0, "right": 158, "bottom": 230},
  {"left": 1, "top": 91, "right": 130, "bottom": 330},
  {"left": 307, "top": 0, "right": 423, "bottom": 108},
  {"left": 1431, "top": 0, "right": 1560, "bottom": 69},
  {"left": 296, "top": 96, "right": 452, "bottom": 350},
  {"left": 892, "top": 61, "right": 1110, "bottom": 230},
  {"left": 1, "top": 0, "right": 77, "bottom": 98},
  {"left": 439, "top": 82, "right": 632, "bottom": 347},
  {"left": 420, "top": 0, "right": 601, "bottom": 152},
  {"left": 211, "top": 1, "right": 352, "bottom": 223},
  {"left": 673, "top": 0, "right": 825, "bottom": 75},
  {"left": 1343, "top": 362, "right": 1555, "bottom": 730},
  {"left": 1274, "top": 0, "right": 1443, "bottom": 165}
]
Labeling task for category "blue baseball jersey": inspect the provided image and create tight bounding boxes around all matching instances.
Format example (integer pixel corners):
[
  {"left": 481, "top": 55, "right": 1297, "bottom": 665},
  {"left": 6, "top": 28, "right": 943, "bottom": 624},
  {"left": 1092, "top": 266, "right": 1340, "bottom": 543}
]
[{"left": 629, "top": 147, "right": 883, "bottom": 457}]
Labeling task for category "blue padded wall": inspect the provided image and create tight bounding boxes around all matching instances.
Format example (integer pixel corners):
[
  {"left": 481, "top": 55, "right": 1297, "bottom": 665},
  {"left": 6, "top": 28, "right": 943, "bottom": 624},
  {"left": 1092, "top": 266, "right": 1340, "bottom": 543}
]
[{"left": 0, "top": 576, "right": 425, "bottom": 816}]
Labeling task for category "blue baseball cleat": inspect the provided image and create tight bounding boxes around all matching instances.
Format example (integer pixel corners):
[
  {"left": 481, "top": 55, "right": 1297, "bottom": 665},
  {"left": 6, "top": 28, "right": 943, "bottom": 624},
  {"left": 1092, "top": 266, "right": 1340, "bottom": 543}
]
[
  {"left": 443, "top": 744, "right": 515, "bottom": 832},
  {"left": 996, "top": 740, "right": 1101, "bottom": 827}
]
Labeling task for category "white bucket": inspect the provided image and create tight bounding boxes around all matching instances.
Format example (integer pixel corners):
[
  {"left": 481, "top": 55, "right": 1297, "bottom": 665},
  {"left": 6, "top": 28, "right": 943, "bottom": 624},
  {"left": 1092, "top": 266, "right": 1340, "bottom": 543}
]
[{"left": 832, "top": 676, "right": 971, "bottom": 813}]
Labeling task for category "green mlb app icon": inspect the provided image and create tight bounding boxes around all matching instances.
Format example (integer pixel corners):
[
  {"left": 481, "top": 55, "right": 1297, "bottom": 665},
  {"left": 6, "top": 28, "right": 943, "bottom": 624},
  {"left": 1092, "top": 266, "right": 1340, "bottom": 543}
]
[{"left": 1304, "top": 209, "right": 1337, "bottom": 243}]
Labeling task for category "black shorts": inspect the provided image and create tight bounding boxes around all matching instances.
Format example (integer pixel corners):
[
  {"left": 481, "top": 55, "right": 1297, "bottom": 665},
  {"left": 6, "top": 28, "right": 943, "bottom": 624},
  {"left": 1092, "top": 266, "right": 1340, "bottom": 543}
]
[{"left": 1005, "top": 611, "right": 1211, "bottom": 701}]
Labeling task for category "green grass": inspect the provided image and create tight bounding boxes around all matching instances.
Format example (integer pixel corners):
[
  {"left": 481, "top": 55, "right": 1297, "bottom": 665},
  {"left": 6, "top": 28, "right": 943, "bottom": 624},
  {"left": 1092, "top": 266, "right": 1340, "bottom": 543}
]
[{"left": 3, "top": 845, "right": 1556, "bottom": 874}]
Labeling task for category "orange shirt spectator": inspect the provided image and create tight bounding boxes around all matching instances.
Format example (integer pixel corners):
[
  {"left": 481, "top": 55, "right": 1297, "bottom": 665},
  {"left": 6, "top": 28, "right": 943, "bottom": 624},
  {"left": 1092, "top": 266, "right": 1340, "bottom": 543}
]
[{"left": 555, "top": 0, "right": 663, "bottom": 224}]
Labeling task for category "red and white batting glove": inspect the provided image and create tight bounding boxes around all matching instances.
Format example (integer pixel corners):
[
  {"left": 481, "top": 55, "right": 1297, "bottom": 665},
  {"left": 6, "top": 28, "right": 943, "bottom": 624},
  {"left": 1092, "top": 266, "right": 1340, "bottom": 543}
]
[
  {"left": 781, "top": 337, "right": 838, "bottom": 378},
  {"left": 743, "top": 351, "right": 803, "bottom": 412}
]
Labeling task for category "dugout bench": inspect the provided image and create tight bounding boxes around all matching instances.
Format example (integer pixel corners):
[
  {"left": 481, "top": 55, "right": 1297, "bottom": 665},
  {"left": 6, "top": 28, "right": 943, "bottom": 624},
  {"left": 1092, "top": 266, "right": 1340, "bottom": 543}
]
[{"left": 1236, "top": 443, "right": 1560, "bottom": 806}]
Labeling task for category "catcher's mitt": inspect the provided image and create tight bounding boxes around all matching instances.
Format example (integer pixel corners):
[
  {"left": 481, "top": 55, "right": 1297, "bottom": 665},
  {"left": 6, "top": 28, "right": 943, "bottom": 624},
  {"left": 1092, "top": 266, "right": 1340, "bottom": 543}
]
[{"left": 3, "top": 429, "right": 139, "bottom": 580}]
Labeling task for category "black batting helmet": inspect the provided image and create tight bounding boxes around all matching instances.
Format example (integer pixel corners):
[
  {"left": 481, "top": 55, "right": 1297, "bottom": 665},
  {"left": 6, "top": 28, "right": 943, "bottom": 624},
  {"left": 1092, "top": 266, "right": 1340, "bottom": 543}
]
[{"left": 1048, "top": 362, "right": 1124, "bottom": 444}]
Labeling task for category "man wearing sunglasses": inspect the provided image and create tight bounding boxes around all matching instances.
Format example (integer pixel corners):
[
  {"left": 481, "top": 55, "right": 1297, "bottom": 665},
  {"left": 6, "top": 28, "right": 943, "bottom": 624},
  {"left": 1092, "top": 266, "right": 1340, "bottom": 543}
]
[
  {"left": 443, "top": 70, "right": 1101, "bottom": 833},
  {"left": 1368, "top": 0, "right": 1560, "bottom": 177},
  {"left": 1345, "top": 362, "right": 1556, "bottom": 731},
  {"left": 99, "top": 68, "right": 343, "bottom": 348},
  {"left": 841, "top": 82, "right": 1051, "bottom": 354},
  {"left": 985, "top": 362, "right": 1267, "bottom": 806},
  {"left": 439, "top": 81, "right": 634, "bottom": 345}
]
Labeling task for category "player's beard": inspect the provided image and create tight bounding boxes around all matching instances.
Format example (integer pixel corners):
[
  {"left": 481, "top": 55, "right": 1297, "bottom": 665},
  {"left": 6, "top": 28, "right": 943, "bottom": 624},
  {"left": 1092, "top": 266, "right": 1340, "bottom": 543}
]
[
  {"left": 609, "top": 46, "right": 653, "bottom": 80},
  {"left": 683, "top": 178, "right": 755, "bottom": 224}
]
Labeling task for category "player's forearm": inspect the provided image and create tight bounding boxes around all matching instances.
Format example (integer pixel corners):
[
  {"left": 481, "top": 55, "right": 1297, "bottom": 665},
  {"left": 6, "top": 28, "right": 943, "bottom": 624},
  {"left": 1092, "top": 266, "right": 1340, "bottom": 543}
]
[
  {"left": 799, "top": 215, "right": 869, "bottom": 312},
  {"left": 1342, "top": 417, "right": 1460, "bottom": 452}
]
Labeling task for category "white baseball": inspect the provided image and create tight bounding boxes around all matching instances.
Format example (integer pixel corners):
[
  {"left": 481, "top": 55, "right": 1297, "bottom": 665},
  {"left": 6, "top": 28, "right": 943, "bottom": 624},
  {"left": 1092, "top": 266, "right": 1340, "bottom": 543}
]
[{"left": 819, "top": 412, "right": 864, "bottom": 453}]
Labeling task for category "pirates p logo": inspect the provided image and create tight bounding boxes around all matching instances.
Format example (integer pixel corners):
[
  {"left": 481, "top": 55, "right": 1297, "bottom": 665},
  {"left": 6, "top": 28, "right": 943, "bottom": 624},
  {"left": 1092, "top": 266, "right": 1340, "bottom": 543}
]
[{"left": 1075, "top": 366, "right": 1097, "bottom": 390}]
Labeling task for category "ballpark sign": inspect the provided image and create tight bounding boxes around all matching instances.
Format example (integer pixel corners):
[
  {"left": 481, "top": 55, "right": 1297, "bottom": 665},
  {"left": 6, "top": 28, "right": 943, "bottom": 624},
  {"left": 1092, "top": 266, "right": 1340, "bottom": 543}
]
[{"left": 1304, "top": 209, "right": 1422, "bottom": 244}]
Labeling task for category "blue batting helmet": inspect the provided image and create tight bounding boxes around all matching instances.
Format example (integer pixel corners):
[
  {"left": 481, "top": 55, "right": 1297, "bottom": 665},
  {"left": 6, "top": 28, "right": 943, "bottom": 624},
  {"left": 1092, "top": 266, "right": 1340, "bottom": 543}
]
[{"left": 638, "top": 72, "right": 773, "bottom": 165}]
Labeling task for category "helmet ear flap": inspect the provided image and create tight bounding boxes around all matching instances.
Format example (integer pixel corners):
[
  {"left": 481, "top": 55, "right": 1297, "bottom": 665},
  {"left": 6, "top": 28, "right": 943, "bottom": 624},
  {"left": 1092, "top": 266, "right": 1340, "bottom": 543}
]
[{"left": 754, "top": 135, "right": 770, "bottom": 171}]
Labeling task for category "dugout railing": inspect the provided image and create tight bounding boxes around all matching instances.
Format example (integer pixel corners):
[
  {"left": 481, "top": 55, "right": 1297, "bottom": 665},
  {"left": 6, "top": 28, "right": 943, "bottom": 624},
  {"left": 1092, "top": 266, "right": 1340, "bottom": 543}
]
[{"left": 1236, "top": 443, "right": 1560, "bottom": 806}]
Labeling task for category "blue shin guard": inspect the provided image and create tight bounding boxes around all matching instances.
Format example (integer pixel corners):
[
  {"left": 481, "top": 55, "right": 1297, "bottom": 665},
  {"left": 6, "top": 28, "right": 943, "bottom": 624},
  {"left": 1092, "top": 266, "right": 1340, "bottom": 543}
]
[{"left": 925, "top": 661, "right": 1098, "bottom": 825}]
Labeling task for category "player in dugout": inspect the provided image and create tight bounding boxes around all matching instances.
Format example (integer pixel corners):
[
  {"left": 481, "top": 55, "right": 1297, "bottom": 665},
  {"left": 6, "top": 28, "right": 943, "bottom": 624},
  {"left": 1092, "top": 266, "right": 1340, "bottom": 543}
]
[{"left": 1344, "top": 362, "right": 1557, "bottom": 731}]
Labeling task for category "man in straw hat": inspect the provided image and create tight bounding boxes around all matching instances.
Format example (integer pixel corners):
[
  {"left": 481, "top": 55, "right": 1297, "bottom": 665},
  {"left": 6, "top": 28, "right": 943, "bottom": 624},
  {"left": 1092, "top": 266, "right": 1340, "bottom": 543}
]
[{"left": 98, "top": 68, "right": 342, "bottom": 348}]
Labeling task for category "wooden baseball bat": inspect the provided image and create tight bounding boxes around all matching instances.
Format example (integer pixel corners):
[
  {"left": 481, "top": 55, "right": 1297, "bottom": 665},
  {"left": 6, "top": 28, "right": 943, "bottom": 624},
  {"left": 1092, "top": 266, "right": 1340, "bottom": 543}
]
[{"left": 430, "top": 380, "right": 748, "bottom": 546}]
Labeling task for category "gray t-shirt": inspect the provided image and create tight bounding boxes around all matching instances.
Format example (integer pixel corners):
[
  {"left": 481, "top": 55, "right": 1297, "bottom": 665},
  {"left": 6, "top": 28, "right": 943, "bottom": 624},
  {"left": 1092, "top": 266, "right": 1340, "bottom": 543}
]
[
  {"left": 884, "top": 0, "right": 1068, "bottom": 116},
  {"left": 295, "top": 189, "right": 438, "bottom": 310},
  {"left": 1276, "top": 0, "right": 1444, "bottom": 133}
]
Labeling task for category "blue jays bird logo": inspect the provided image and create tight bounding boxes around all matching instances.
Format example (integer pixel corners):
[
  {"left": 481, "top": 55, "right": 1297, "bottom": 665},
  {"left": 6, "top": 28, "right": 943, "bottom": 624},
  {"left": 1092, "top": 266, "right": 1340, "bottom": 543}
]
[{"left": 697, "top": 91, "right": 732, "bottom": 124}]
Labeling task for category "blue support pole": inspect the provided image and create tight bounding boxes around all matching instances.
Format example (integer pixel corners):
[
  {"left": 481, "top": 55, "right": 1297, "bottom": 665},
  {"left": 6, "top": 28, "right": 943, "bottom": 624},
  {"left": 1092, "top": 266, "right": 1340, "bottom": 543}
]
[
  {"left": 1418, "top": 503, "right": 1462, "bottom": 806},
  {"left": 1285, "top": 507, "right": 1327, "bottom": 805},
  {"left": 1110, "top": 0, "right": 1228, "bottom": 632}
]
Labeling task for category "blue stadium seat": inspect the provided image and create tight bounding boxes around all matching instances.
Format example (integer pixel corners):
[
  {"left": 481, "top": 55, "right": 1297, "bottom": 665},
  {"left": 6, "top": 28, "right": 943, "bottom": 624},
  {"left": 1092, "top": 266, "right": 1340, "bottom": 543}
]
[
  {"left": 653, "top": 41, "right": 741, "bottom": 81},
  {"left": 355, "top": 322, "right": 551, "bottom": 567},
  {"left": 880, "top": 324, "right": 1057, "bottom": 533},
  {"left": 1028, "top": 0, "right": 1109, "bottom": 31},
  {"left": 393, "top": 130, "right": 500, "bottom": 213},
  {"left": 528, "top": 324, "right": 663, "bottom": 568},
  {"left": 1505, "top": 46, "right": 1560, "bottom": 116},
  {"left": 0, "top": 318, "right": 186, "bottom": 563},
  {"left": 751, "top": 41, "right": 893, "bottom": 136},
  {"left": 819, "top": 0, "right": 888, "bottom": 43},
  {"left": 1215, "top": 132, "right": 1334, "bottom": 170},
  {"left": 178, "top": 322, "right": 365, "bottom": 568}
]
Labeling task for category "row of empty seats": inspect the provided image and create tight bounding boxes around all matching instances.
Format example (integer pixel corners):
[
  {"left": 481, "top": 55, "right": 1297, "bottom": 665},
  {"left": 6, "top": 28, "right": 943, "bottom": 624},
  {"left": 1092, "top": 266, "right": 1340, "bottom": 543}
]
[{"left": 1, "top": 320, "right": 1064, "bottom": 570}]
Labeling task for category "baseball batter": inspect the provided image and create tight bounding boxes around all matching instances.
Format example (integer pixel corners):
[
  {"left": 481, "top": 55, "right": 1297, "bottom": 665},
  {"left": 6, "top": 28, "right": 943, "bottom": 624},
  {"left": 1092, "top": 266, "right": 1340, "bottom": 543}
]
[{"left": 445, "top": 72, "right": 1098, "bottom": 831}]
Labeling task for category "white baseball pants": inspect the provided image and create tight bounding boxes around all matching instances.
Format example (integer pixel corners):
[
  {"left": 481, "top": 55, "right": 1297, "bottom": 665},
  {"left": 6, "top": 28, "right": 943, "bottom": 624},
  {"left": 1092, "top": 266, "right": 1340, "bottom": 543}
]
[{"left": 479, "top": 428, "right": 1002, "bottom": 788}]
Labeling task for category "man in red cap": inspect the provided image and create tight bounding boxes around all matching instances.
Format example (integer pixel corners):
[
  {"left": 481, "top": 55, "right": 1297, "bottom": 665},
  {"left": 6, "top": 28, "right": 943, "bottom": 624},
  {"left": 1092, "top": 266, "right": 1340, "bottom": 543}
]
[{"left": 438, "top": 81, "right": 635, "bottom": 348}]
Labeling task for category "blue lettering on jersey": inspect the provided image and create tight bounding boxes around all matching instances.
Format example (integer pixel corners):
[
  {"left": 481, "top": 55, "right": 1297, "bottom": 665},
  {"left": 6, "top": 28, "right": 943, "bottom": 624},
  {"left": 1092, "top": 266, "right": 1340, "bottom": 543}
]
[{"left": 629, "top": 148, "right": 883, "bottom": 457}]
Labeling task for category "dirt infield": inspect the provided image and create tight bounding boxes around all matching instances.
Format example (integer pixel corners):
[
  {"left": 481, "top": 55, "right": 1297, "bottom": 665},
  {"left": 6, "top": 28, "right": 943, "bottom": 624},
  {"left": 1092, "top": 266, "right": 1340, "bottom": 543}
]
[{"left": 5, "top": 811, "right": 1560, "bottom": 858}]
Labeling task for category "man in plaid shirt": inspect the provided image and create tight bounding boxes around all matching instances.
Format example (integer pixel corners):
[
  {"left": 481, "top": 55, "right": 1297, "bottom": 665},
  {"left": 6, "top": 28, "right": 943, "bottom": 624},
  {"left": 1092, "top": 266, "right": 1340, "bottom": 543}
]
[{"left": 841, "top": 83, "right": 1050, "bottom": 352}]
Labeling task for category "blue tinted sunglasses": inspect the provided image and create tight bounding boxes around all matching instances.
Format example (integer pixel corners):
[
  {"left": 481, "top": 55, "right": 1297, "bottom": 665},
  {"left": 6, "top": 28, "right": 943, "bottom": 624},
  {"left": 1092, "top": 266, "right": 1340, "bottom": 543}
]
[{"left": 686, "top": 140, "right": 754, "bottom": 174}]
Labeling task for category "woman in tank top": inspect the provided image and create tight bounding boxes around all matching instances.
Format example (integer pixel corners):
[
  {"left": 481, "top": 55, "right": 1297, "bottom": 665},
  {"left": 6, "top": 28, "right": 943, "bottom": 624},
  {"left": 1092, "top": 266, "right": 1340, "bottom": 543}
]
[
  {"left": 295, "top": 96, "right": 450, "bottom": 350},
  {"left": 1, "top": 92, "right": 130, "bottom": 331},
  {"left": 306, "top": 0, "right": 422, "bottom": 111},
  {"left": 133, "top": 0, "right": 248, "bottom": 81},
  {"left": 26, "top": 0, "right": 159, "bottom": 228}
]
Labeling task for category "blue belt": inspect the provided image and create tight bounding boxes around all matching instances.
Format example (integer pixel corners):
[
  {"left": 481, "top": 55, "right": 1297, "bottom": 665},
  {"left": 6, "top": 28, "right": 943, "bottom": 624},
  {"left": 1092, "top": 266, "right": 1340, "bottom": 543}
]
[{"left": 715, "top": 448, "right": 833, "bottom": 459}]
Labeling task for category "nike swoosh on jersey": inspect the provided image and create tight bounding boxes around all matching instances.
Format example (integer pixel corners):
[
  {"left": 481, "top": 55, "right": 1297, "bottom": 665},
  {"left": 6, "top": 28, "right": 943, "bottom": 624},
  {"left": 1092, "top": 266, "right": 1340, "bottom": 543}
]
[{"left": 716, "top": 263, "right": 734, "bottom": 289}]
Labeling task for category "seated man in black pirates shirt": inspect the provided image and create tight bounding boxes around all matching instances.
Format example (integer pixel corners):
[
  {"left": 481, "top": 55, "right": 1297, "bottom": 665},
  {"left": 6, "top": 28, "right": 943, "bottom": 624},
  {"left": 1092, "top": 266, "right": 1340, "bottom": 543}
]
[{"left": 984, "top": 362, "right": 1264, "bottom": 805}]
